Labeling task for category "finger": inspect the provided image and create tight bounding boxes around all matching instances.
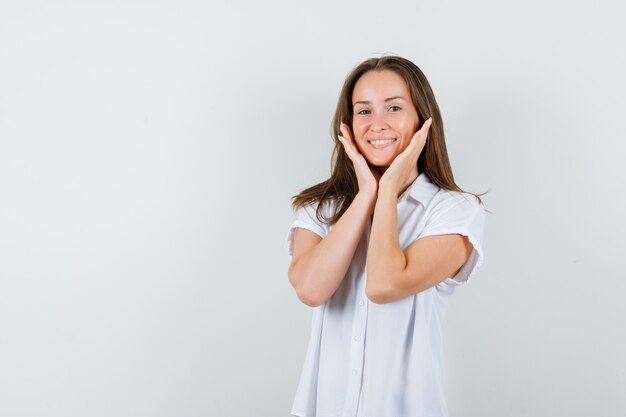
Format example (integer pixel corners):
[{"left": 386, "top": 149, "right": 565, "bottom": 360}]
[
  {"left": 339, "top": 126, "right": 361, "bottom": 157},
  {"left": 338, "top": 134, "right": 351, "bottom": 152},
  {"left": 339, "top": 123, "right": 353, "bottom": 141},
  {"left": 338, "top": 135, "right": 359, "bottom": 161},
  {"left": 420, "top": 117, "right": 433, "bottom": 135},
  {"left": 412, "top": 117, "right": 433, "bottom": 145},
  {"left": 404, "top": 118, "right": 431, "bottom": 156},
  {"left": 412, "top": 117, "right": 432, "bottom": 140}
]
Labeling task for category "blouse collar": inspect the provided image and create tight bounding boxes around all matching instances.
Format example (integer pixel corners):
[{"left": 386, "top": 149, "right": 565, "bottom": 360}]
[{"left": 400, "top": 171, "right": 440, "bottom": 207}]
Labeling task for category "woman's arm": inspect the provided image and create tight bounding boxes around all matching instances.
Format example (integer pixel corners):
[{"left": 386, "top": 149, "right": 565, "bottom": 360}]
[
  {"left": 288, "top": 191, "right": 375, "bottom": 307},
  {"left": 366, "top": 187, "right": 473, "bottom": 304},
  {"left": 288, "top": 124, "right": 380, "bottom": 307}
]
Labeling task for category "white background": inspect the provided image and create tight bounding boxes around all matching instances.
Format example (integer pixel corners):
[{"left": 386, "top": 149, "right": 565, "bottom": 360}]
[{"left": 1, "top": 1, "right": 625, "bottom": 416}]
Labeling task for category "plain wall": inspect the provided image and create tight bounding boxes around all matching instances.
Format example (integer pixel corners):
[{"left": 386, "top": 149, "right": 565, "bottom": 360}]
[{"left": 1, "top": 0, "right": 625, "bottom": 416}]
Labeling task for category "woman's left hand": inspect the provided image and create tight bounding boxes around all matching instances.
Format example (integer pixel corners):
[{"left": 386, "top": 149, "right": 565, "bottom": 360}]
[{"left": 379, "top": 117, "right": 432, "bottom": 196}]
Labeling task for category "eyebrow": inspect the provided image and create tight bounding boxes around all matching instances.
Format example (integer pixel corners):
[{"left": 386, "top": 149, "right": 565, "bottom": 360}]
[{"left": 352, "top": 96, "right": 407, "bottom": 107}]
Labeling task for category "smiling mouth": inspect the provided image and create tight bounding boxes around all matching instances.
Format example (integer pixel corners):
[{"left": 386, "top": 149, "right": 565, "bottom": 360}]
[{"left": 368, "top": 138, "right": 397, "bottom": 148}]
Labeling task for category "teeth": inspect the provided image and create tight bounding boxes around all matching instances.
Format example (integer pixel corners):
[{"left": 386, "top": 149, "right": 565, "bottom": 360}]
[{"left": 370, "top": 139, "right": 395, "bottom": 146}]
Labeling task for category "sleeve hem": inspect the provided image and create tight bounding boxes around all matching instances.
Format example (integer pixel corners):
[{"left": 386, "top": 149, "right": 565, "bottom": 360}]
[
  {"left": 419, "top": 226, "right": 484, "bottom": 286},
  {"left": 287, "top": 220, "right": 325, "bottom": 257}
]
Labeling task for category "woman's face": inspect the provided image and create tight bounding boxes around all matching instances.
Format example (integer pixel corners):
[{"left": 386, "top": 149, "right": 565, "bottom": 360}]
[{"left": 351, "top": 70, "right": 420, "bottom": 170}]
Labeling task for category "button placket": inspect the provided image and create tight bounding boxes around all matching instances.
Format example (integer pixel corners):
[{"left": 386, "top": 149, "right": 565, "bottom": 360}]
[
  {"left": 344, "top": 290, "right": 368, "bottom": 415},
  {"left": 342, "top": 221, "right": 371, "bottom": 417},
  {"left": 344, "top": 301, "right": 367, "bottom": 416}
]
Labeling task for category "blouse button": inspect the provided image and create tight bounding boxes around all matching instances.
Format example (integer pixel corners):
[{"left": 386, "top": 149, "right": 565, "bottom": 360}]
[
  {"left": 354, "top": 336, "right": 361, "bottom": 341},
  {"left": 352, "top": 370, "right": 358, "bottom": 376},
  {"left": 358, "top": 300, "right": 364, "bottom": 306}
]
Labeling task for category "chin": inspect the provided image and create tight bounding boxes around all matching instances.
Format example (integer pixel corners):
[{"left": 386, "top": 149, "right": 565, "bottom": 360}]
[{"left": 366, "top": 155, "right": 396, "bottom": 167}]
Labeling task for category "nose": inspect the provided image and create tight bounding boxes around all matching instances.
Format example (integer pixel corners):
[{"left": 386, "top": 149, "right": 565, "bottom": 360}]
[{"left": 371, "top": 111, "right": 388, "bottom": 132}]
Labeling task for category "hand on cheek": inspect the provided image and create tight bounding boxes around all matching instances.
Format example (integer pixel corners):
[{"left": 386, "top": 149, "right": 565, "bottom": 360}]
[
  {"left": 338, "top": 123, "right": 381, "bottom": 197},
  {"left": 380, "top": 117, "right": 432, "bottom": 196}
]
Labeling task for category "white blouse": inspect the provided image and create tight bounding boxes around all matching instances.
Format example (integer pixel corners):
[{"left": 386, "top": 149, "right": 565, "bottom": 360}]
[{"left": 287, "top": 172, "right": 486, "bottom": 417}]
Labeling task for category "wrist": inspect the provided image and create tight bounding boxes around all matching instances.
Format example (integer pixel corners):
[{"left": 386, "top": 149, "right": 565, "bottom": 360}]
[
  {"left": 377, "top": 183, "right": 398, "bottom": 200},
  {"left": 355, "top": 190, "right": 377, "bottom": 213}
]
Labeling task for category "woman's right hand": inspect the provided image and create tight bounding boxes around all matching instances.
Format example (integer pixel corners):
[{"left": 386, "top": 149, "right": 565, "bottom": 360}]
[{"left": 338, "top": 123, "right": 381, "bottom": 198}]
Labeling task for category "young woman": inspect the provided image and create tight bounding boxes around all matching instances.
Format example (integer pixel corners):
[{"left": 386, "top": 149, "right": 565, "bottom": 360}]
[{"left": 287, "top": 55, "right": 486, "bottom": 417}]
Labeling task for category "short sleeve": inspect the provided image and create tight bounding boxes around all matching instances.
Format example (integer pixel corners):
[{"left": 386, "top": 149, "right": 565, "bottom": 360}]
[
  {"left": 418, "top": 193, "right": 486, "bottom": 286},
  {"left": 287, "top": 203, "right": 329, "bottom": 257}
]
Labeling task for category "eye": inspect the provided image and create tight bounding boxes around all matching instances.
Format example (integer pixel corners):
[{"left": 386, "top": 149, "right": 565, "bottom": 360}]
[
  {"left": 389, "top": 105, "right": 401, "bottom": 112},
  {"left": 357, "top": 109, "right": 370, "bottom": 115}
]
